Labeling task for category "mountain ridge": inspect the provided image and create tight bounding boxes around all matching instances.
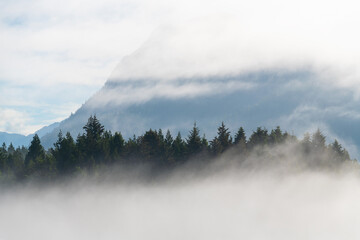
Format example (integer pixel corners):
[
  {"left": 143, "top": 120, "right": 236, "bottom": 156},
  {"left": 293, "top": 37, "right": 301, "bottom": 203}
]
[{"left": 0, "top": 122, "right": 60, "bottom": 148}]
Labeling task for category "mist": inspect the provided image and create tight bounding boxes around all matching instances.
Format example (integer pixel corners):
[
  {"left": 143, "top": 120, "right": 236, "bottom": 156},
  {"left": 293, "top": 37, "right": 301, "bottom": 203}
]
[{"left": 1, "top": 140, "right": 360, "bottom": 239}]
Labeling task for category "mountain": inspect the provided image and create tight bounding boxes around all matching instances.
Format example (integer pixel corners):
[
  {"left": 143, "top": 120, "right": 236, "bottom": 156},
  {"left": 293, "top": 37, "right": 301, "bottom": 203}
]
[
  {"left": 4, "top": 68, "right": 360, "bottom": 159},
  {"left": 4, "top": 21, "right": 360, "bottom": 158},
  {"left": 0, "top": 122, "right": 60, "bottom": 148},
  {"left": 38, "top": 69, "right": 360, "bottom": 161},
  {"left": 0, "top": 132, "right": 33, "bottom": 147}
]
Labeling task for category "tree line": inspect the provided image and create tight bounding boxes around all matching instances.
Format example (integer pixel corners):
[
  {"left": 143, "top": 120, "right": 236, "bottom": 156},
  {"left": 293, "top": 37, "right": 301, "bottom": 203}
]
[{"left": 0, "top": 115, "right": 353, "bottom": 182}]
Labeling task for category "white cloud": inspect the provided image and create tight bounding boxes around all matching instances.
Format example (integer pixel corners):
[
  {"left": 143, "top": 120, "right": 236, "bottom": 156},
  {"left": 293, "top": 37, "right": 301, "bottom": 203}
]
[
  {"left": 0, "top": 108, "right": 42, "bottom": 134},
  {"left": 88, "top": 79, "right": 256, "bottom": 107},
  {"left": 2, "top": 0, "right": 360, "bottom": 134},
  {"left": 109, "top": 3, "right": 360, "bottom": 92},
  {"left": 0, "top": 0, "right": 176, "bottom": 133},
  {"left": 3, "top": 170, "right": 360, "bottom": 239},
  {"left": 274, "top": 103, "right": 360, "bottom": 158}
]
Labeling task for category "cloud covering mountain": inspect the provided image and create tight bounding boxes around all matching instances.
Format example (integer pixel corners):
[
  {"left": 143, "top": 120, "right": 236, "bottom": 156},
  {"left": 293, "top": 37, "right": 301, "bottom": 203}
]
[
  {"left": 27, "top": 12, "right": 357, "bottom": 159},
  {"left": 2, "top": 0, "right": 360, "bottom": 135},
  {"left": 3, "top": 0, "right": 360, "bottom": 159}
]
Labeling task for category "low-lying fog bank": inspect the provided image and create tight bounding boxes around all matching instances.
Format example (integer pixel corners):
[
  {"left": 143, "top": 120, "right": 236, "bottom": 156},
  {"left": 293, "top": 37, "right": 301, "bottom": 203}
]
[
  {"left": 1, "top": 141, "right": 360, "bottom": 240},
  {"left": 1, "top": 171, "right": 360, "bottom": 239}
]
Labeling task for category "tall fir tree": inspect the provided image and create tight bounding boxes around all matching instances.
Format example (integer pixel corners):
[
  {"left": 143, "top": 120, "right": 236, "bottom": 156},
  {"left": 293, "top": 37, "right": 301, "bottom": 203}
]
[
  {"left": 83, "top": 115, "right": 105, "bottom": 140},
  {"left": 110, "top": 132, "right": 125, "bottom": 160},
  {"left": 173, "top": 132, "right": 186, "bottom": 163},
  {"left": 269, "top": 126, "right": 284, "bottom": 145},
  {"left": 248, "top": 127, "right": 268, "bottom": 149},
  {"left": 25, "top": 134, "right": 45, "bottom": 167},
  {"left": 312, "top": 129, "right": 326, "bottom": 151},
  {"left": 52, "top": 131, "right": 77, "bottom": 175},
  {"left": 234, "top": 127, "right": 247, "bottom": 154},
  {"left": 331, "top": 139, "right": 350, "bottom": 162},
  {"left": 164, "top": 130, "right": 175, "bottom": 164},
  {"left": 82, "top": 115, "right": 105, "bottom": 168},
  {"left": 214, "top": 122, "right": 232, "bottom": 154},
  {"left": 186, "top": 122, "right": 202, "bottom": 157},
  {"left": 0, "top": 144, "right": 7, "bottom": 175},
  {"left": 24, "top": 134, "right": 52, "bottom": 178},
  {"left": 140, "top": 129, "right": 164, "bottom": 166},
  {"left": 301, "top": 132, "right": 312, "bottom": 154}
]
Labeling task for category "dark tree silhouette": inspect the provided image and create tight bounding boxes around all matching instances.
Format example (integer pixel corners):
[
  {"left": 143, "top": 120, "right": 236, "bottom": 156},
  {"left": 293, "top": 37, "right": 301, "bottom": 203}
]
[
  {"left": 211, "top": 122, "right": 232, "bottom": 154},
  {"left": 186, "top": 122, "right": 202, "bottom": 157},
  {"left": 25, "top": 134, "right": 45, "bottom": 167},
  {"left": 0, "top": 115, "right": 355, "bottom": 183},
  {"left": 248, "top": 127, "right": 268, "bottom": 149}
]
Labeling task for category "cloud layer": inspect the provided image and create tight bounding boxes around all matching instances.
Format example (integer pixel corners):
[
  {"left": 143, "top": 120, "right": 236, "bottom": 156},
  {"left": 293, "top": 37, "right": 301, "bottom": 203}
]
[
  {"left": 110, "top": 0, "right": 360, "bottom": 88},
  {"left": 1, "top": 131, "right": 359, "bottom": 239},
  {"left": 2, "top": 0, "right": 360, "bottom": 134},
  {"left": 1, "top": 165, "right": 360, "bottom": 239}
]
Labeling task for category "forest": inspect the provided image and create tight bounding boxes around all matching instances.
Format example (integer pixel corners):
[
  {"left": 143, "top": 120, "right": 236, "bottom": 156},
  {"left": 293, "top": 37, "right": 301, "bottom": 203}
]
[{"left": 0, "top": 115, "right": 354, "bottom": 183}]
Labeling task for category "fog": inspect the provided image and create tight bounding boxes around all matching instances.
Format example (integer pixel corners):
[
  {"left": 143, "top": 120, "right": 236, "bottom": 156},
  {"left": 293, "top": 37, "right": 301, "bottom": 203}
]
[{"left": 1, "top": 143, "right": 360, "bottom": 239}]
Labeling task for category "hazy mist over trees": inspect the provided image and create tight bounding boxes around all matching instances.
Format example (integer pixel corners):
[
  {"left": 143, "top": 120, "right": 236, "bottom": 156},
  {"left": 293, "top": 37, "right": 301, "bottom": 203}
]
[
  {"left": 0, "top": 115, "right": 359, "bottom": 240},
  {"left": 0, "top": 115, "right": 354, "bottom": 184}
]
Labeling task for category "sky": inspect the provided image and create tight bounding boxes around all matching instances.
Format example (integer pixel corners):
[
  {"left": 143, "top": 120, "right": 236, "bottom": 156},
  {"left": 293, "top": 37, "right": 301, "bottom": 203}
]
[{"left": 1, "top": 0, "right": 360, "bottom": 135}]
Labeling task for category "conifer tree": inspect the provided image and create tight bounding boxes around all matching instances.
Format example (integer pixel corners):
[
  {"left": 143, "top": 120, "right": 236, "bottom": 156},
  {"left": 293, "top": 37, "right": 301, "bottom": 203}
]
[
  {"left": 164, "top": 130, "right": 175, "bottom": 163},
  {"left": 214, "top": 122, "right": 232, "bottom": 153},
  {"left": 248, "top": 127, "right": 268, "bottom": 149},
  {"left": 312, "top": 129, "right": 326, "bottom": 151},
  {"left": 53, "top": 131, "right": 77, "bottom": 175},
  {"left": 124, "top": 135, "right": 140, "bottom": 161},
  {"left": 331, "top": 139, "right": 350, "bottom": 162},
  {"left": 173, "top": 132, "right": 186, "bottom": 163},
  {"left": 1, "top": 143, "right": 6, "bottom": 152},
  {"left": 269, "top": 126, "right": 284, "bottom": 145},
  {"left": 24, "top": 134, "right": 49, "bottom": 177},
  {"left": 25, "top": 134, "right": 45, "bottom": 167},
  {"left": 302, "top": 132, "right": 312, "bottom": 154},
  {"left": 210, "top": 137, "right": 221, "bottom": 155},
  {"left": 186, "top": 122, "right": 202, "bottom": 157},
  {"left": 140, "top": 129, "right": 164, "bottom": 165},
  {"left": 201, "top": 134, "right": 209, "bottom": 150},
  {"left": 82, "top": 115, "right": 105, "bottom": 168},
  {"left": 234, "top": 127, "right": 247, "bottom": 153},
  {"left": 158, "top": 129, "right": 165, "bottom": 143},
  {"left": 83, "top": 115, "right": 105, "bottom": 140},
  {"left": 7, "top": 143, "right": 15, "bottom": 155},
  {"left": 165, "top": 130, "right": 174, "bottom": 147},
  {"left": 110, "top": 132, "right": 124, "bottom": 160},
  {"left": 157, "top": 129, "right": 166, "bottom": 160},
  {"left": 0, "top": 144, "right": 7, "bottom": 175},
  {"left": 8, "top": 147, "right": 25, "bottom": 179},
  {"left": 234, "top": 127, "right": 246, "bottom": 144},
  {"left": 101, "top": 130, "right": 112, "bottom": 164}
]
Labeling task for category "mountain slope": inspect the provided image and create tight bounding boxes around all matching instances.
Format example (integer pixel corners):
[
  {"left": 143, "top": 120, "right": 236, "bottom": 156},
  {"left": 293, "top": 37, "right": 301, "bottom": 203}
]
[
  {"left": 0, "top": 122, "right": 60, "bottom": 148},
  {"left": 39, "top": 70, "right": 360, "bottom": 161}
]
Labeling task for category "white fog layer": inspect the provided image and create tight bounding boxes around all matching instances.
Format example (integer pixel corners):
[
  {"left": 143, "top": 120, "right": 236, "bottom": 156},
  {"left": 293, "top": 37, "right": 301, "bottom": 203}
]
[{"left": 1, "top": 168, "right": 360, "bottom": 239}]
